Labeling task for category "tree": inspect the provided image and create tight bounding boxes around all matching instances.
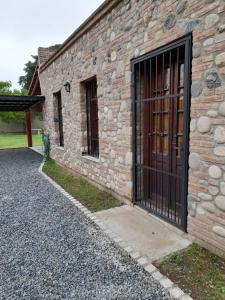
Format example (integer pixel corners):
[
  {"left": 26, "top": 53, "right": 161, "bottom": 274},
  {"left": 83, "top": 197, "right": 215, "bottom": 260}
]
[
  {"left": 18, "top": 44, "right": 61, "bottom": 90},
  {"left": 18, "top": 55, "right": 38, "bottom": 90},
  {"left": 0, "top": 81, "right": 12, "bottom": 94},
  {"left": 0, "top": 81, "right": 27, "bottom": 124},
  {"left": 48, "top": 44, "right": 61, "bottom": 51}
]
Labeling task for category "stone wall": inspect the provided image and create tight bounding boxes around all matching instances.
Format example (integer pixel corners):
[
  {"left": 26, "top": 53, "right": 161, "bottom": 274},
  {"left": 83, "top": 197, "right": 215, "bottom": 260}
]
[
  {"left": 0, "top": 115, "right": 42, "bottom": 133},
  {"left": 40, "top": 0, "right": 225, "bottom": 255}
]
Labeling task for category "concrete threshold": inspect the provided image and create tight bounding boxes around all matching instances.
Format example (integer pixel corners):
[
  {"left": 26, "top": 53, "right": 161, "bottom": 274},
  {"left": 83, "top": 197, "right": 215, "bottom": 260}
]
[{"left": 94, "top": 205, "right": 191, "bottom": 262}]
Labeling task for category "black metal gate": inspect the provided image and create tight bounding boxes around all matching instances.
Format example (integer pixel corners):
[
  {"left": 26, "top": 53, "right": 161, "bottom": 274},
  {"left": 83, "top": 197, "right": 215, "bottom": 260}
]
[{"left": 132, "top": 35, "right": 192, "bottom": 231}]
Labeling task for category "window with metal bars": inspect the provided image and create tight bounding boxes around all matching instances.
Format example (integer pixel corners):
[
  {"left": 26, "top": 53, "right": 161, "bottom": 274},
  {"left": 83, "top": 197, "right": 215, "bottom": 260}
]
[
  {"left": 55, "top": 91, "right": 64, "bottom": 147},
  {"left": 85, "top": 78, "right": 99, "bottom": 157}
]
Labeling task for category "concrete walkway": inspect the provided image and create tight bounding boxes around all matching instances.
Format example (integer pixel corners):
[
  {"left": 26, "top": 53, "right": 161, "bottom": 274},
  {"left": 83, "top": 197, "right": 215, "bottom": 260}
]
[
  {"left": 94, "top": 204, "right": 191, "bottom": 262},
  {"left": 30, "top": 145, "right": 44, "bottom": 156},
  {"left": 0, "top": 149, "right": 171, "bottom": 299}
]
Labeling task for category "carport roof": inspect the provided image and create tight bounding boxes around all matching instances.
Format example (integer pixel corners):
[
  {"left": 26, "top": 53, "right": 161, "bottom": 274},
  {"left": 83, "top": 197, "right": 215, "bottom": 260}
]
[{"left": 0, "top": 95, "right": 45, "bottom": 111}]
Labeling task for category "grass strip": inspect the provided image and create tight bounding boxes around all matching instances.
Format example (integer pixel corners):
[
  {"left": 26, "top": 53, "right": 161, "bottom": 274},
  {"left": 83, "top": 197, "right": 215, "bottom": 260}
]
[{"left": 43, "top": 159, "right": 122, "bottom": 212}]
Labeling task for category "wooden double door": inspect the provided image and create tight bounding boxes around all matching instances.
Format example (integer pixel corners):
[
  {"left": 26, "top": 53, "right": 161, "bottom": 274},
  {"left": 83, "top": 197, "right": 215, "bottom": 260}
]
[{"left": 133, "top": 36, "right": 191, "bottom": 230}]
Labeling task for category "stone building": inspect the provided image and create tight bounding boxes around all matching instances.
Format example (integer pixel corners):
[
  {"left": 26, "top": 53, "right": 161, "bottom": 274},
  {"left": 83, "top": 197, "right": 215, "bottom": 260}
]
[{"left": 36, "top": 0, "right": 225, "bottom": 256}]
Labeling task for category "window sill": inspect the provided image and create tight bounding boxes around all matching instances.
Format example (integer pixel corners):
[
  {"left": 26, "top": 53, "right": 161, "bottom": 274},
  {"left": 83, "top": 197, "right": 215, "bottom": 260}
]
[
  {"left": 55, "top": 146, "right": 65, "bottom": 151},
  {"left": 82, "top": 155, "right": 100, "bottom": 163}
]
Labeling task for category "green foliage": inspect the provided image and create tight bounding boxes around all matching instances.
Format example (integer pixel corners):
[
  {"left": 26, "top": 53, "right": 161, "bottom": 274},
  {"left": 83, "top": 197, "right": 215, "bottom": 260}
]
[
  {"left": 0, "top": 81, "right": 12, "bottom": 94},
  {"left": 48, "top": 44, "right": 61, "bottom": 51},
  {"left": 168, "top": 254, "right": 183, "bottom": 265},
  {"left": 18, "top": 55, "right": 38, "bottom": 90},
  {"left": 0, "top": 81, "right": 28, "bottom": 96},
  {"left": 0, "top": 81, "right": 28, "bottom": 124},
  {"left": 0, "top": 112, "right": 26, "bottom": 124},
  {"left": 18, "top": 44, "right": 61, "bottom": 90}
]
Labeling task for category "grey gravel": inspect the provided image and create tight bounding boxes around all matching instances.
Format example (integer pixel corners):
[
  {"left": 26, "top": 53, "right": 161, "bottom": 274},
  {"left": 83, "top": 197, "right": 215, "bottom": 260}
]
[{"left": 0, "top": 149, "right": 171, "bottom": 300}]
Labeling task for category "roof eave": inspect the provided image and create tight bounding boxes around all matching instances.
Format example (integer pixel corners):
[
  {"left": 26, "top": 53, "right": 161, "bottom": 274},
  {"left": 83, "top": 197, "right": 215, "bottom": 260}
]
[
  {"left": 28, "top": 65, "right": 39, "bottom": 95},
  {"left": 40, "top": 0, "right": 120, "bottom": 73}
]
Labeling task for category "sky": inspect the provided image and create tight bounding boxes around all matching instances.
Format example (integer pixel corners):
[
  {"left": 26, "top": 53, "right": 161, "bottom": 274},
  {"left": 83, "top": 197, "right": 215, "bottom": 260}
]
[{"left": 0, "top": 0, "right": 105, "bottom": 89}]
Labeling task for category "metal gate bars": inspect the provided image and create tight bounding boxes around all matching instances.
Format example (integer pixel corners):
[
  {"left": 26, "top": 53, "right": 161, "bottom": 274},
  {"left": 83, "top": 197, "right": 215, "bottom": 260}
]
[{"left": 132, "top": 35, "right": 192, "bottom": 231}]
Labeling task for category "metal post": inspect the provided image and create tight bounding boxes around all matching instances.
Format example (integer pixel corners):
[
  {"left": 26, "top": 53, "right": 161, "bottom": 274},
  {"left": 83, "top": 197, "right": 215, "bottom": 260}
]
[{"left": 26, "top": 110, "right": 32, "bottom": 147}]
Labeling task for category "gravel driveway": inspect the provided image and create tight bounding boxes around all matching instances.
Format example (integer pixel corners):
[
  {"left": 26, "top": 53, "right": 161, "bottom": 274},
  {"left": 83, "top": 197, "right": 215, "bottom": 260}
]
[{"left": 0, "top": 149, "right": 170, "bottom": 300}]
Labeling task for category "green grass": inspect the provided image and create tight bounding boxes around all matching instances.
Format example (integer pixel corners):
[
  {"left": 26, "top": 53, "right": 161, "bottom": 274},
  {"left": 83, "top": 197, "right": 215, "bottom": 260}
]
[
  {"left": 43, "top": 159, "right": 122, "bottom": 212},
  {"left": 0, "top": 133, "right": 42, "bottom": 149},
  {"left": 168, "top": 253, "right": 183, "bottom": 265},
  {"left": 155, "top": 244, "right": 225, "bottom": 300}
]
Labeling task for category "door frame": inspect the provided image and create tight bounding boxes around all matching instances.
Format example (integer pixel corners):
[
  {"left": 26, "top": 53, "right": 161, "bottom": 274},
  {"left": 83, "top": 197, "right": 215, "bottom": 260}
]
[{"left": 131, "top": 34, "right": 192, "bottom": 231}]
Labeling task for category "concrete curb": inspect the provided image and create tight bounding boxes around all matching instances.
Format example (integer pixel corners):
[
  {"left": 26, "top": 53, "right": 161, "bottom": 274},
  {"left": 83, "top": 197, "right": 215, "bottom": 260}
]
[{"left": 38, "top": 161, "right": 193, "bottom": 300}]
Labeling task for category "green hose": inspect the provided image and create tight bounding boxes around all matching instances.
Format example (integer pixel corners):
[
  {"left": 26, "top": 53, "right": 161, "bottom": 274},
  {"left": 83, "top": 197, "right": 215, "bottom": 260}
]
[{"left": 42, "top": 134, "right": 50, "bottom": 160}]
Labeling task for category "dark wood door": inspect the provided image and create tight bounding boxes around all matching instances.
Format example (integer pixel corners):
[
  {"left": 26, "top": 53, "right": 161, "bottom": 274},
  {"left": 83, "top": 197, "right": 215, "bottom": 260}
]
[{"left": 133, "top": 36, "right": 191, "bottom": 230}]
